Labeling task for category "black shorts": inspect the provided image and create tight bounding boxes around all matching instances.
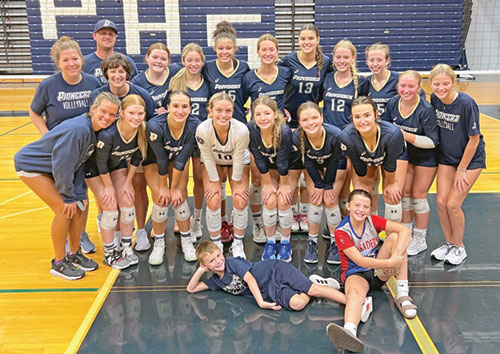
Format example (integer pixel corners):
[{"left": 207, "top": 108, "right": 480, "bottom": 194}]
[
  {"left": 347, "top": 269, "right": 386, "bottom": 291},
  {"left": 85, "top": 160, "right": 127, "bottom": 178}
]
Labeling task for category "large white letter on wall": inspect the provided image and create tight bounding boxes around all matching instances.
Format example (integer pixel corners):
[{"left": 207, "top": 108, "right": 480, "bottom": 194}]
[{"left": 39, "top": 0, "right": 96, "bottom": 40}]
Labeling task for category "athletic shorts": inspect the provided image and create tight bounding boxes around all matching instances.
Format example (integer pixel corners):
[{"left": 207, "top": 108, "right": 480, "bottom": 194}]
[
  {"left": 338, "top": 153, "right": 347, "bottom": 170},
  {"left": 141, "top": 145, "right": 157, "bottom": 167},
  {"left": 16, "top": 170, "right": 42, "bottom": 178},
  {"left": 85, "top": 160, "right": 127, "bottom": 178},
  {"left": 267, "top": 261, "right": 313, "bottom": 310},
  {"left": 192, "top": 146, "right": 200, "bottom": 158},
  {"left": 347, "top": 269, "right": 386, "bottom": 291}
]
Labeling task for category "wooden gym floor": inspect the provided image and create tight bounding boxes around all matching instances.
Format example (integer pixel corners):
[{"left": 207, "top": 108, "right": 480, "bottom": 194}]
[{"left": 0, "top": 76, "right": 500, "bottom": 353}]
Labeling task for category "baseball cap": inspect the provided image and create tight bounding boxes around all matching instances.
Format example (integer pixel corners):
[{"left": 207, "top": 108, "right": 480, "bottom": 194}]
[{"left": 94, "top": 19, "right": 118, "bottom": 34}]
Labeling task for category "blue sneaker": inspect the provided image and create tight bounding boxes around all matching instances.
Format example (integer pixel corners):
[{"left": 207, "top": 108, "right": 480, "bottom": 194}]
[
  {"left": 327, "top": 241, "right": 341, "bottom": 264},
  {"left": 277, "top": 241, "right": 292, "bottom": 262},
  {"left": 303, "top": 240, "right": 318, "bottom": 264},
  {"left": 80, "top": 231, "right": 96, "bottom": 254},
  {"left": 262, "top": 241, "right": 277, "bottom": 260}
]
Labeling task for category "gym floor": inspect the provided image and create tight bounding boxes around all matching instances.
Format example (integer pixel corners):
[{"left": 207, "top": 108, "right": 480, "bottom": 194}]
[{"left": 1, "top": 75, "right": 499, "bottom": 353}]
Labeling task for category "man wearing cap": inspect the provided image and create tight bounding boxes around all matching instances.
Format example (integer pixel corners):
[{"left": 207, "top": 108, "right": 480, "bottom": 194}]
[{"left": 83, "top": 19, "right": 138, "bottom": 85}]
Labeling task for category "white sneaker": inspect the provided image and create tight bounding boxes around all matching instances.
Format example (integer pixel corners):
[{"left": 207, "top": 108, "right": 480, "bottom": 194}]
[
  {"left": 430, "top": 242, "right": 452, "bottom": 261},
  {"left": 291, "top": 214, "right": 300, "bottom": 233},
  {"left": 113, "top": 231, "right": 122, "bottom": 250},
  {"left": 148, "top": 238, "right": 165, "bottom": 265},
  {"left": 444, "top": 245, "right": 467, "bottom": 265},
  {"left": 407, "top": 236, "right": 427, "bottom": 256},
  {"left": 230, "top": 240, "right": 246, "bottom": 259},
  {"left": 135, "top": 229, "right": 151, "bottom": 251},
  {"left": 190, "top": 218, "right": 203, "bottom": 242},
  {"left": 181, "top": 237, "right": 197, "bottom": 262},
  {"left": 361, "top": 296, "right": 373, "bottom": 323},
  {"left": 309, "top": 274, "right": 340, "bottom": 289},
  {"left": 299, "top": 214, "right": 308, "bottom": 232},
  {"left": 122, "top": 245, "right": 139, "bottom": 266},
  {"left": 252, "top": 222, "right": 266, "bottom": 244}
]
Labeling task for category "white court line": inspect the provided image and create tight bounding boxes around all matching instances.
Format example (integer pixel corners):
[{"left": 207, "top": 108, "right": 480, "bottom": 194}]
[
  {"left": 0, "top": 206, "right": 48, "bottom": 220},
  {"left": 0, "top": 190, "right": 32, "bottom": 206}
]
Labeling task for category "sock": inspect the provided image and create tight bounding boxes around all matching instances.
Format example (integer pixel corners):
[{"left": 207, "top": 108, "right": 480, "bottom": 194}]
[
  {"left": 136, "top": 228, "right": 145, "bottom": 233},
  {"left": 267, "top": 236, "right": 276, "bottom": 243},
  {"left": 104, "top": 242, "right": 116, "bottom": 253},
  {"left": 330, "top": 234, "right": 336, "bottom": 243},
  {"left": 308, "top": 233, "right": 318, "bottom": 243},
  {"left": 414, "top": 227, "right": 427, "bottom": 239},
  {"left": 121, "top": 237, "right": 132, "bottom": 247},
  {"left": 397, "top": 280, "right": 409, "bottom": 298},
  {"left": 193, "top": 208, "right": 202, "bottom": 221},
  {"left": 53, "top": 258, "right": 64, "bottom": 265},
  {"left": 221, "top": 214, "right": 228, "bottom": 223},
  {"left": 234, "top": 234, "right": 244, "bottom": 242},
  {"left": 280, "top": 234, "right": 291, "bottom": 242},
  {"left": 252, "top": 211, "right": 261, "bottom": 225},
  {"left": 210, "top": 234, "right": 222, "bottom": 242},
  {"left": 180, "top": 231, "right": 190, "bottom": 239},
  {"left": 153, "top": 233, "right": 164, "bottom": 241},
  {"left": 299, "top": 202, "right": 309, "bottom": 215},
  {"left": 344, "top": 322, "right": 357, "bottom": 337}
]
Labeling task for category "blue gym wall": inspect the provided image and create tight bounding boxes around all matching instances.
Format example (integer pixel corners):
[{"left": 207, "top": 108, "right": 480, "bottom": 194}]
[{"left": 25, "top": 1, "right": 464, "bottom": 74}]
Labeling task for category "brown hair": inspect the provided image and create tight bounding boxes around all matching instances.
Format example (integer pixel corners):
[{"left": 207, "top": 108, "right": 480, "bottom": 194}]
[
  {"left": 333, "top": 39, "right": 359, "bottom": 99},
  {"left": 257, "top": 33, "right": 279, "bottom": 52},
  {"left": 50, "top": 36, "right": 83, "bottom": 70},
  {"left": 299, "top": 24, "right": 323, "bottom": 77},
  {"left": 351, "top": 96, "right": 378, "bottom": 121},
  {"left": 213, "top": 21, "right": 237, "bottom": 50},
  {"left": 166, "top": 89, "right": 192, "bottom": 107},
  {"left": 120, "top": 94, "right": 147, "bottom": 160},
  {"left": 169, "top": 43, "right": 205, "bottom": 92},
  {"left": 196, "top": 240, "right": 221, "bottom": 263},
  {"left": 297, "top": 101, "right": 322, "bottom": 163},
  {"left": 348, "top": 189, "right": 373, "bottom": 205},
  {"left": 429, "top": 63, "right": 456, "bottom": 83},
  {"left": 101, "top": 53, "right": 133, "bottom": 80},
  {"left": 365, "top": 42, "right": 391, "bottom": 60},
  {"left": 145, "top": 42, "right": 170, "bottom": 63},
  {"left": 252, "top": 96, "right": 285, "bottom": 151}
]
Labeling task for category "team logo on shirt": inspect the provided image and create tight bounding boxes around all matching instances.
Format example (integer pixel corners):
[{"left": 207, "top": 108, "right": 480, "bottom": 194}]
[
  {"left": 222, "top": 274, "right": 247, "bottom": 295},
  {"left": 96, "top": 140, "right": 105, "bottom": 149},
  {"left": 340, "top": 143, "right": 347, "bottom": 151},
  {"left": 196, "top": 136, "right": 205, "bottom": 145},
  {"left": 149, "top": 132, "right": 158, "bottom": 141}
]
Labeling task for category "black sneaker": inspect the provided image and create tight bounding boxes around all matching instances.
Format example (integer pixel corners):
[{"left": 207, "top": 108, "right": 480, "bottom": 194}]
[
  {"left": 322, "top": 226, "right": 331, "bottom": 240},
  {"left": 104, "top": 249, "right": 130, "bottom": 270},
  {"left": 50, "top": 257, "right": 85, "bottom": 280},
  {"left": 68, "top": 249, "right": 99, "bottom": 271},
  {"left": 327, "top": 241, "right": 341, "bottom": 265}
]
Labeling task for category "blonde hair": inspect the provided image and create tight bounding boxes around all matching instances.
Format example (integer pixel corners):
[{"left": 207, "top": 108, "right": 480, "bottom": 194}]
[
  {"left": 208, "top": 92, "right": 234, "bottom": 115},
  {"left": 169, "top": 43, "right": 205, "bottom": 92},
  {"left": 333, "top": 39, "right": 359, "bottom": 99},
  {"left": 399, "top": 70, "right": 422, "bottom": 87},
  {"left": 297, "top": 101, "right": 322, "bottom": 163},
  {"left": 429, "top": 63, "right": 456, "bottom": 83},
  {"left": 50, "top": 36, "right": 83, "bottom": 70},
  {"left": 213, "top": 21, "right": 237, "bottom": 50},
  {"left": 89, "top": 92, "right": 120, "bottom": 116},
  {"left": 196, "top": 240, "right": 221, "bottom": 263},
  {"left": 145, "top": 42, "right": 170, "bottom": 62},
  {"left": 257, "top": 33, "right": 279, "bottom": 52},
  {"left": 120, "top": 95, "right": 147, "bottom": 160},
  {"left": 252, "top": 96, "right": 285, "bottom": 151},
  {"left": 299, "top": 24, "right": 323, "bottom": 77},
  {"left": 365, "top": 42, "right": 391, "bottom": 60}
]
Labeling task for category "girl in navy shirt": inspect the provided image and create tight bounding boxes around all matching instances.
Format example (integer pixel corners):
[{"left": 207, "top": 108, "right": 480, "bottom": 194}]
[
  {"left": 384, "top": 71, "right": 439, "bottom": 256},
  {"left": 85, "top": 94, "right": 147, "bottom": 270},
  {"left": 169, "top": 43, "right": 210, "bottom": 241},
  {"left": 429, "top": 64, "right": 486, "bottom": 265},
  {"left": 145, "top": 90, "right": 200, "bottom": 265},
  {"left": 132, "top": 43, "right": 181, "bottom": 114},
  {"left": 14, "top": 92, "right": 120, "bottom": 280},
  {"left": 248, "top": 96, "right": 302, "bottom": 262},
  {"left": 296, "top": 102, "right": 343, "bottom": 264},
  {"left": 341, "top": 96, "right": 405, "bottom": 223}
]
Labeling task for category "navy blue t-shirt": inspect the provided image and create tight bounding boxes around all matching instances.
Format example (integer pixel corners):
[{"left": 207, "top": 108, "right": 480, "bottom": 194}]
[
  {"left": 131, "top": 64, "right": 182, "bottom": 109},
  {"left": 187, "top": 78, "right": 210, "bottom": 121},
  {"left": 243, "top": 66, "right": 291, "bottom": 113},
  {"left": 359, "top": 71, "right": 399, "bottom": 117}
]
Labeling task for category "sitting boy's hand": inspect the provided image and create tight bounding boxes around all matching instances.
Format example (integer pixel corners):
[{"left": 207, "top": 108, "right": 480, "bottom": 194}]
[{"left": 259, "top": 301, "right": 282, "bottom": 311}]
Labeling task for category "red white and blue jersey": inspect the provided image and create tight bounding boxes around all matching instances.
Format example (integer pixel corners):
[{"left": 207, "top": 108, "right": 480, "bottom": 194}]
[
  {"left": 431, "top": 92, "right": 486, "bottom": 167},
  {"left": 146, "top": 114, "right": 200, "bottom": 176},
  {"left": 187, "top": 78, "right": 210, "bottom": 121},
  {"left": 82, "top": 52, "right": 138, "bottom": 86},
  {"left": 30, "top": 72, "right": 101, "bottom": 130},
  {"left": 248, "top": 122, "right": 293, "bottom": 176},
  {"left": 294, "top": 124, "right": 342, "bottom": 190},
  {"left": 341, "top": 120, "right": 405, "bottom": 176},
  {"left": 202, "top": 59, "right": 250, "bottom": 123},
  {"left": 131, "top": 64, "right": 182, "bottom": 109},
  {"left": 243, "top": 66, "right": 291, "bottom": 113},
  {"left": 335, "top": 215, "right": 387, "bottom": 283},
  {"left": 321, "top": 73, "right": 367, "bottom": 129},
  {"left": 279, "top": 52, "right": 331, "bottom": 127},
  {"left": 89, "top": 83, "right": 156, "bottom": 120},
  {"left": 384, "top": 96, "right": 439, "bottom": 166},
  {"left": 359, "top": 71, "right": 399, "bottom": 117}
]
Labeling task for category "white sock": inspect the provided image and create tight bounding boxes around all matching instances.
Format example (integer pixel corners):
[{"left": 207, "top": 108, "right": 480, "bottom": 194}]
[
  {"left": 414, "top": 227, "right": 427, "bottom": 239},
  {"left": 397, "top": 280, "right": 409, "bottom": 298},
  {"left": 344, "top": 322, "right": 357, "bottom": 337},
  {"left": 193, "top": 208, "right": 202, "bottom": 221},
  {"left": 267, "top": 236, "right": 276, "bottom": 243},
  {"left": 308, "top": 233, "right": 318, "bottom": 243}
]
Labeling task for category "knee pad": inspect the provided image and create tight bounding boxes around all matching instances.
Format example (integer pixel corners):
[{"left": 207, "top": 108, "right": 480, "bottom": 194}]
[
  {"left": 232, "top": 208, "right": 248, "bottom": 230},
  {"left": 384, "top": 203, "right": 402, "bottom": 222},
  {"left": 402, "top": 197, "right": 412, "bottom": 212},
  {"left": 221, "top": 181, "right": 226, "bottom": 201},
  {"left": 206, "top": 208, "right": 221, "bottom": 233},
  {"left": 278, "top": 207, "right": 293, "bottom": 229},
  {"left": 372, "top": 179, "right": 380, "bottom": 195},
  {"left": 325, "top": 205, "right": 341, "bottom": 228},
  {"left": 307, "top": 204, "right": 323, "bottom": 225},
  {"left": 299, "top": 173, "right": 306, "bottom": 188},
  {"left": 174, "top": 200, "right": 191, "bottom": 221},
  {"left": 119, "top": 206, "right": 135, "bottom": 224},
  {"left": 262, "top": 207, "right": 277, "bottom": 227},
  {"left": 412, "top": 198, "right": 430, "bottom": 214},
  {"left": 339, "top": 198, "right": 348, "bottom": 214},
  {"left": 101, "top": 210, "right": 119, "bottom": 230},
  {"left": 151, "top": 203, "right": 168, "bottom": 223},
  {"left": 249, "top": 184, "right": 262, "bottom": 205}
]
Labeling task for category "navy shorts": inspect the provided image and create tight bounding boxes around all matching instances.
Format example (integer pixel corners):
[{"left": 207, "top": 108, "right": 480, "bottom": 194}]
[
  {"left": 85, "top": 160, "right": 127, "bottom": 178},
  {"left": 192, "top": 146, "right": 200, "bottom": 158},
  {"left": 338, "top": 153, "right": 347, "bottom": 170},
  {"left": 347, "top": 269, "right": 386, "bottom": 291},
  {"left": 141, "top": 145, "right": 157, "bottom": 167},
  {"left": 267, "top": 261, "right": 313, "bottom": 310}
]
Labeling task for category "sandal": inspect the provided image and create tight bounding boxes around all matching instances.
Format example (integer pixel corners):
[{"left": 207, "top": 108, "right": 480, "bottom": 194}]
[{"left": 395, "top": 296, "right": 418, "bottom": 319}]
